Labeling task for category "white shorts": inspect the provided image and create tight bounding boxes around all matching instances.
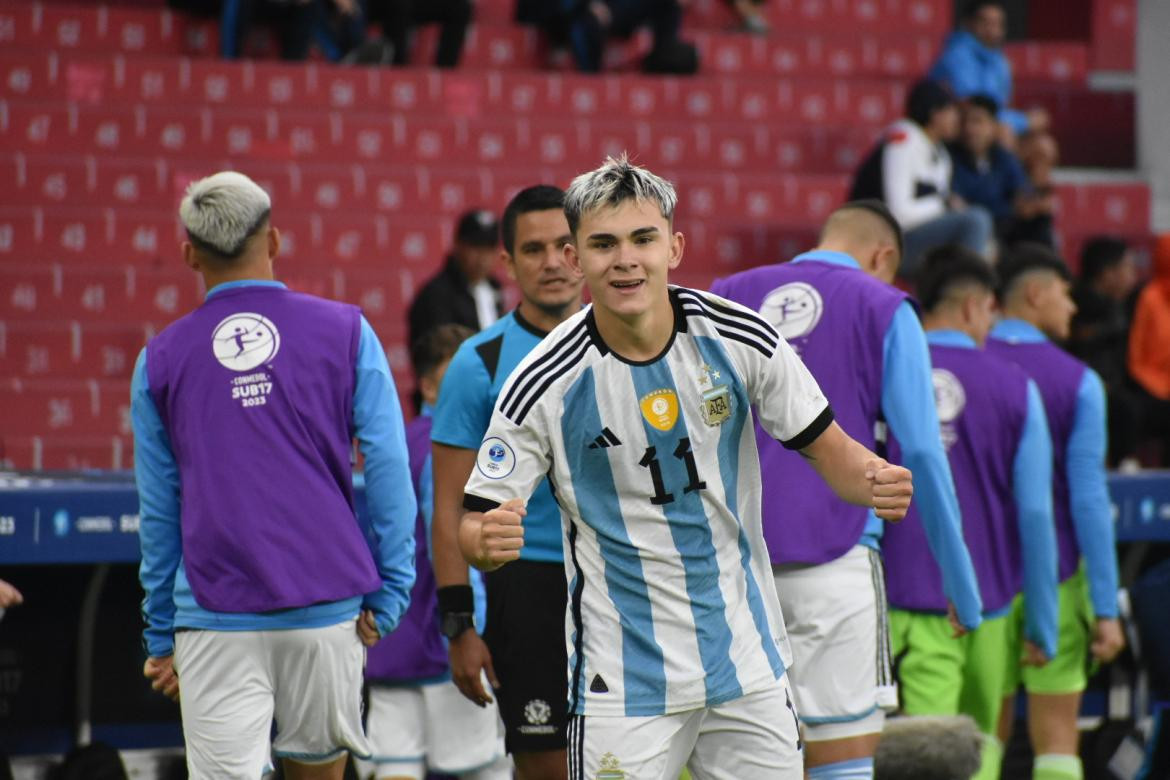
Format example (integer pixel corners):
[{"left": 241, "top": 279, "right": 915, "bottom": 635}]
[
  {"left": 173, "top": 619, "right": 370, "bottom": 779},
  {"left": 367, "top": 678, "right": 507, "bottom": 779},
  {"left": 772, "top": 545, "right": 896, "bottom": 741},
  {"left": 567, "top": 676, "right": 802, "bottom": 780}
]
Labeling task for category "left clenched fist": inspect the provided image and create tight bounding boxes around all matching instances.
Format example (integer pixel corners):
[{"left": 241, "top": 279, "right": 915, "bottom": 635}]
[{"left": 866, "top": 458, "right": 913, "bottom": 522}]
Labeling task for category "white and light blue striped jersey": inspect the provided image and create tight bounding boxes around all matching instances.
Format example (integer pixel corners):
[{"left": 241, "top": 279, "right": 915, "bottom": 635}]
[{"left": 463, "top": 287, "right": 833, "bottom": 717}]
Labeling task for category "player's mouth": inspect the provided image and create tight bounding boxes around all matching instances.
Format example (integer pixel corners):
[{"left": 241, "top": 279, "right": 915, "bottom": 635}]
[{"left": 610, "top": 279, "right": 645, "bottom": 293}]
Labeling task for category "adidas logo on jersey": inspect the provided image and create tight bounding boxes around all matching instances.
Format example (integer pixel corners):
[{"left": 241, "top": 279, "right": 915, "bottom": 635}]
[{"left": 587, "top": 428, "right": 623, "bottom": 449}]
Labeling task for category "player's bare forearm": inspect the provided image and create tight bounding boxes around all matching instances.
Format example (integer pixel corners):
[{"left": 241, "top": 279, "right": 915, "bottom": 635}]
[
  {"left": 459, "top": 499, "right": 527, "bottom": 571},
  {"left": 800, "top": 421, "right": 913, "bottom": 520},
  {"left": 431, "top": 443, "right": 479, "bottom": 588}
]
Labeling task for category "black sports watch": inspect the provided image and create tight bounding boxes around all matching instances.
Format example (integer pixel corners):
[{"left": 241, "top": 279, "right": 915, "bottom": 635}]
[{"left": 440, "top": 611, "right": 475, "bottom": 640}]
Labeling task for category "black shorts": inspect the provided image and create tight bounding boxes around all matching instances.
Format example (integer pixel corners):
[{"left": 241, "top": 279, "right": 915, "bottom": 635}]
[{"left": 483, "top": 559, "right": 569, "bottom": 754}]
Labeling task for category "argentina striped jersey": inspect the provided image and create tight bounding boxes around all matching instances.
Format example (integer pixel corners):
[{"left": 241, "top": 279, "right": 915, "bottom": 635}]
[{"left": 463, "top": 287, "right": 834, "bottom": 717}]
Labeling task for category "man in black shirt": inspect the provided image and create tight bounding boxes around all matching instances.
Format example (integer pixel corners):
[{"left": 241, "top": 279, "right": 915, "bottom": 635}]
[{"left": 409, "top": 209, "right": 505, "bottom": 351}]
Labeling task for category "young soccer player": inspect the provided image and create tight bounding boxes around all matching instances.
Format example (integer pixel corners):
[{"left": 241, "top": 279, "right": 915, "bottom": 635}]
[
  {"left": 883, "top": 246, "right": 1059, "bottom": 780},
  {"left": 710, "top": 201, "right": 983, "bottom": 780},
  {"left": 135, "top": 172, "right": 416, "bottom": 779},
  {"left": 429, "top": 185, "right": 584, "bottom": 780},
  {"left": 458, "top": 156, "right": 914, "bottom": 779},
  {"left": 364, "top": 323, "right": 510, "bottom": 780},
  {"left": 989, "top": 244, "right": 1124, "bottom": 780}
]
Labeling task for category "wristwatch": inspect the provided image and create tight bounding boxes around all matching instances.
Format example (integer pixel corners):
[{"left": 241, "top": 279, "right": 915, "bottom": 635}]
[{"left": 440, "top": 611, "right": 475, "bottom": 640}]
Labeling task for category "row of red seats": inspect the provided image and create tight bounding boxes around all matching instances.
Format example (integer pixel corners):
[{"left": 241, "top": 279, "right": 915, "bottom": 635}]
[
  {"left": 1, "top": 55, "right": 916, "bottom": 125},
  {"left": 0, "top": 433, "right": 132, "bottom": 471}
]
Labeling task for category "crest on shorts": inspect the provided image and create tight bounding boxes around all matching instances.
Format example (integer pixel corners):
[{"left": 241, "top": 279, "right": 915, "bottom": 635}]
[
  {"left": 596, "top": 753, "right": 625, "bottom": 779},
  {"left": 639, "top": 389, "right": 679, "bottom": 432}
]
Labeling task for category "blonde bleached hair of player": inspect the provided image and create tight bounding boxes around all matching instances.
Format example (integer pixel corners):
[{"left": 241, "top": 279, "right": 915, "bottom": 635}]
[
  {"left": 563, "top": 154, "right": 678, "bottom": 237},
  {"left": 179, "top": 171, "right": 272, "bottom": 260}
]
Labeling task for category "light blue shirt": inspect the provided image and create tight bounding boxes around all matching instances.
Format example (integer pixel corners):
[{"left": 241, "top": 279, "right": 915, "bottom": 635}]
[
  {"left": 134, "top": 279, "right": 416, "bottom": 658},
  {"left": 929, "top": 29, "right": 1030, "bottom": 134},
  {"left": 928, "top": 329, "right": 1059, "bottom": 656},
  {"left": 790, "top": 252, "right": 983, "bottom": 628},
  {"left": 990, "top": 319, "right": 1119, "bottom": 618}
]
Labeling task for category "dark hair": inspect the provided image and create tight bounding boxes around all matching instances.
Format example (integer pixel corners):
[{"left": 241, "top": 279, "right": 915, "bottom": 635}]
[
  {"left": 411, "top": 323, "right": 474, "bottom": 381},
  {"left": 906, "top": 79, "right": 956, "bottom": 127},
  {"left": 1079, "top": 236, "right": 1129, "bottom": 283},
  {"left": 501, "top": 185, "right": 566, "bottom": 254},
  {"left": 963, "top": 0, "right": 1005, "bottom": 21},
  {"left": 997, "top": 242, "right": 1070, "bottom": 299},
  {"left": 964, "top": 94, "right": 1000, "bottom": 118},
  {"left": 917, "top": 245, "right": 997, "bottom": 311},
  {"left": 832, "top": 199, "right": 905, "bottom": 259}
]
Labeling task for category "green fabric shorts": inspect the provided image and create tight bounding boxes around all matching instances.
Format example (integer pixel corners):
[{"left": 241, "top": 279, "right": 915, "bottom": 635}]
[
  {"left": 889, "top": 609, "right": 1012, "bottom": 734},
  {"left": 1003, "top": 567, "right": 1094, "bottom": 696}
]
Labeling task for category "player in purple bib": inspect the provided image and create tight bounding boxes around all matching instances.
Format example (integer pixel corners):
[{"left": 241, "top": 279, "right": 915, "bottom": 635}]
[
  {"left": 711, "top": 201, "right": 982, "bottom": 780},
  {"left": 987, "top": 244, "right": 1124, "bottom": 780},
  {"left": 134, "top": 172, "right": 417, "bottom": 779},
  {"left": 883, "top": 247, "right": 1058, "bottom": 780}
]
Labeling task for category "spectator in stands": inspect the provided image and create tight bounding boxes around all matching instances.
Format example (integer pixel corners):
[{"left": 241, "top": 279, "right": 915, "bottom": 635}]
[
  {"left": 950, "top": 95, "right": 1054, "bottom": 247},
  {"left": 725, "top": 0, "right": 770, "bottom": 34},
  {"left": 1129, "top": 234, "right": 1170, "bottom": 464},
  {"left": 364, "top": 0, "right": 473, "bottom": 67},
  {"left": 408, "top": 209, "right": 505, "bottom": 350},
  {"left": 1070, "top": 237, "right": 1141, "bottom": 466},
  {"left": 516, "top": 0, "right": 698, "bottom": 74},
  {"left": 929, "top": 0, "right": 1050, "bottom": 142},
  {"left": 221, "top": 0, "right": 358, "bottom": 60},
  {"left": 850, "top": 79, "right": 993, "bottom": 278}
]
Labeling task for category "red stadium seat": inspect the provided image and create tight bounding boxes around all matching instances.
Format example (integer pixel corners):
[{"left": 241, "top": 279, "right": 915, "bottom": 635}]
[{"left": 0, "top": 434, "right": 131, "bottom": 470}]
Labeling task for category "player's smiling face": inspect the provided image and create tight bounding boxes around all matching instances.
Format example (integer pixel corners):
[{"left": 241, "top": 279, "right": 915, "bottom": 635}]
[{"left": 566, "top": 198, "right": 684, "bottom": 322}]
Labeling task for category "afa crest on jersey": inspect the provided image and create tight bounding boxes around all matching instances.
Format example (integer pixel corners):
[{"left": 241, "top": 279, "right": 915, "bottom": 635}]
[{"left": 639, "top": 389, "right": 679, "bottom": 431}]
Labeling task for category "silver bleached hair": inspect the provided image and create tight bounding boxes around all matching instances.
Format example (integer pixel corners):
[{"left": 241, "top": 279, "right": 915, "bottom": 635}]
[
  {"left": 179, "top": 171, "right": 272, "bottom": 259},
  {"left": 563, "top": 154, "right": 678, "bottom": 236}
]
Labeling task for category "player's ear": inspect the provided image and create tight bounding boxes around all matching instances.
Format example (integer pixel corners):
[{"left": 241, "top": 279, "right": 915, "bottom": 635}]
[
  {"left": 267, "top": 226, "right": 281, "bottom": 261},
  {"left": 564, "top": 239, "right": 582, "bottom": 274},
  {"left": 181, "top": 241, "right": 200, "bottom": 272},
  {"left": 668, "top": 230, "right": 685, "bottom": 270}
]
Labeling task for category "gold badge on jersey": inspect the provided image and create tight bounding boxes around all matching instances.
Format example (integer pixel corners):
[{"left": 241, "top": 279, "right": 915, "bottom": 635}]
[
  {"left": 698, "top": 363, "right": 731, "bottom": 426},
  {"left": 701, "top": 386, "right": 732, "bottom": 426},
  {"left": 639, "top": 388, "right": 679, "bottom": 431}
]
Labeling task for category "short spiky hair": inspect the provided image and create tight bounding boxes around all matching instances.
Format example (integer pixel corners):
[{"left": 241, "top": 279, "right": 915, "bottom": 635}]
[
  {"left": 998, "top": 242, "right": 1071, "bottom": 300},
  {"left": 179, "top": 171, "right": 272, "bottom": 260},
  {"left": 917, "top": 244, "right": 998, "bottom": 312},
  {"left": 563, "top": 154, "right": 678, "bottom": 236}
]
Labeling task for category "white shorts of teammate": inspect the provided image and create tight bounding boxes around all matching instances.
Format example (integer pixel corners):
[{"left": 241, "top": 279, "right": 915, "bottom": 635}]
[
  {"left": 567, "top": 675, "right": 803, "bottom": 780},
  {"left": 173, "top": 619, "right": 370, "bottom": 779},
  {"left": 772, "top": 545, "right": 897, "bottom": 742},
  {"left": 366, "top": 676, "right": 510, "bottom": 780}
]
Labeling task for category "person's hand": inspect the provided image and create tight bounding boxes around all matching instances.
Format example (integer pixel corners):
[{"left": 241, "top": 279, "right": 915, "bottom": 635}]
[
  {"left": 449, "top": 630, "right": 500, "bottom": 707},
  {"left": 0, "top": 579, "right": 23, "bottom": 609},
  {"left": 867, "top": 459, "right": 913, "bottom": 522},
  {"left": 1091, "top": 617, "right": 1126, "bottom": 664},
  {"left": 144, "top": 655, "right": 180, "bottom": 701},
  {"left": 463, "top": 499, "right": 527, "bottom": 571},
  {"left": 947, "top": 193, "right": 968, "bottom": 211},
  {"left": 947, "top": 602, "right": 968, "bottom": 638},
  {"left": 1022, "top": 640, "right": 1050, "bottom": 667},
  {"left": 357, "top": 609, "right": 381, "bottom": 647},
  {"left": 332, "top": 0, "right": 358, "bottom": 16}
]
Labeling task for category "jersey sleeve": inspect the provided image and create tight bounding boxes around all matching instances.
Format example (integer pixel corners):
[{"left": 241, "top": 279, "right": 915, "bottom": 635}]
[
  {"left": 462, "top": 393, "right": 554, "bottom": 514},
  {"left": 740, "top": 320, "right": 833, "bottom": 449},
  {"left": 431, "top": 339, "right": 493, "bottom": 450}
]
